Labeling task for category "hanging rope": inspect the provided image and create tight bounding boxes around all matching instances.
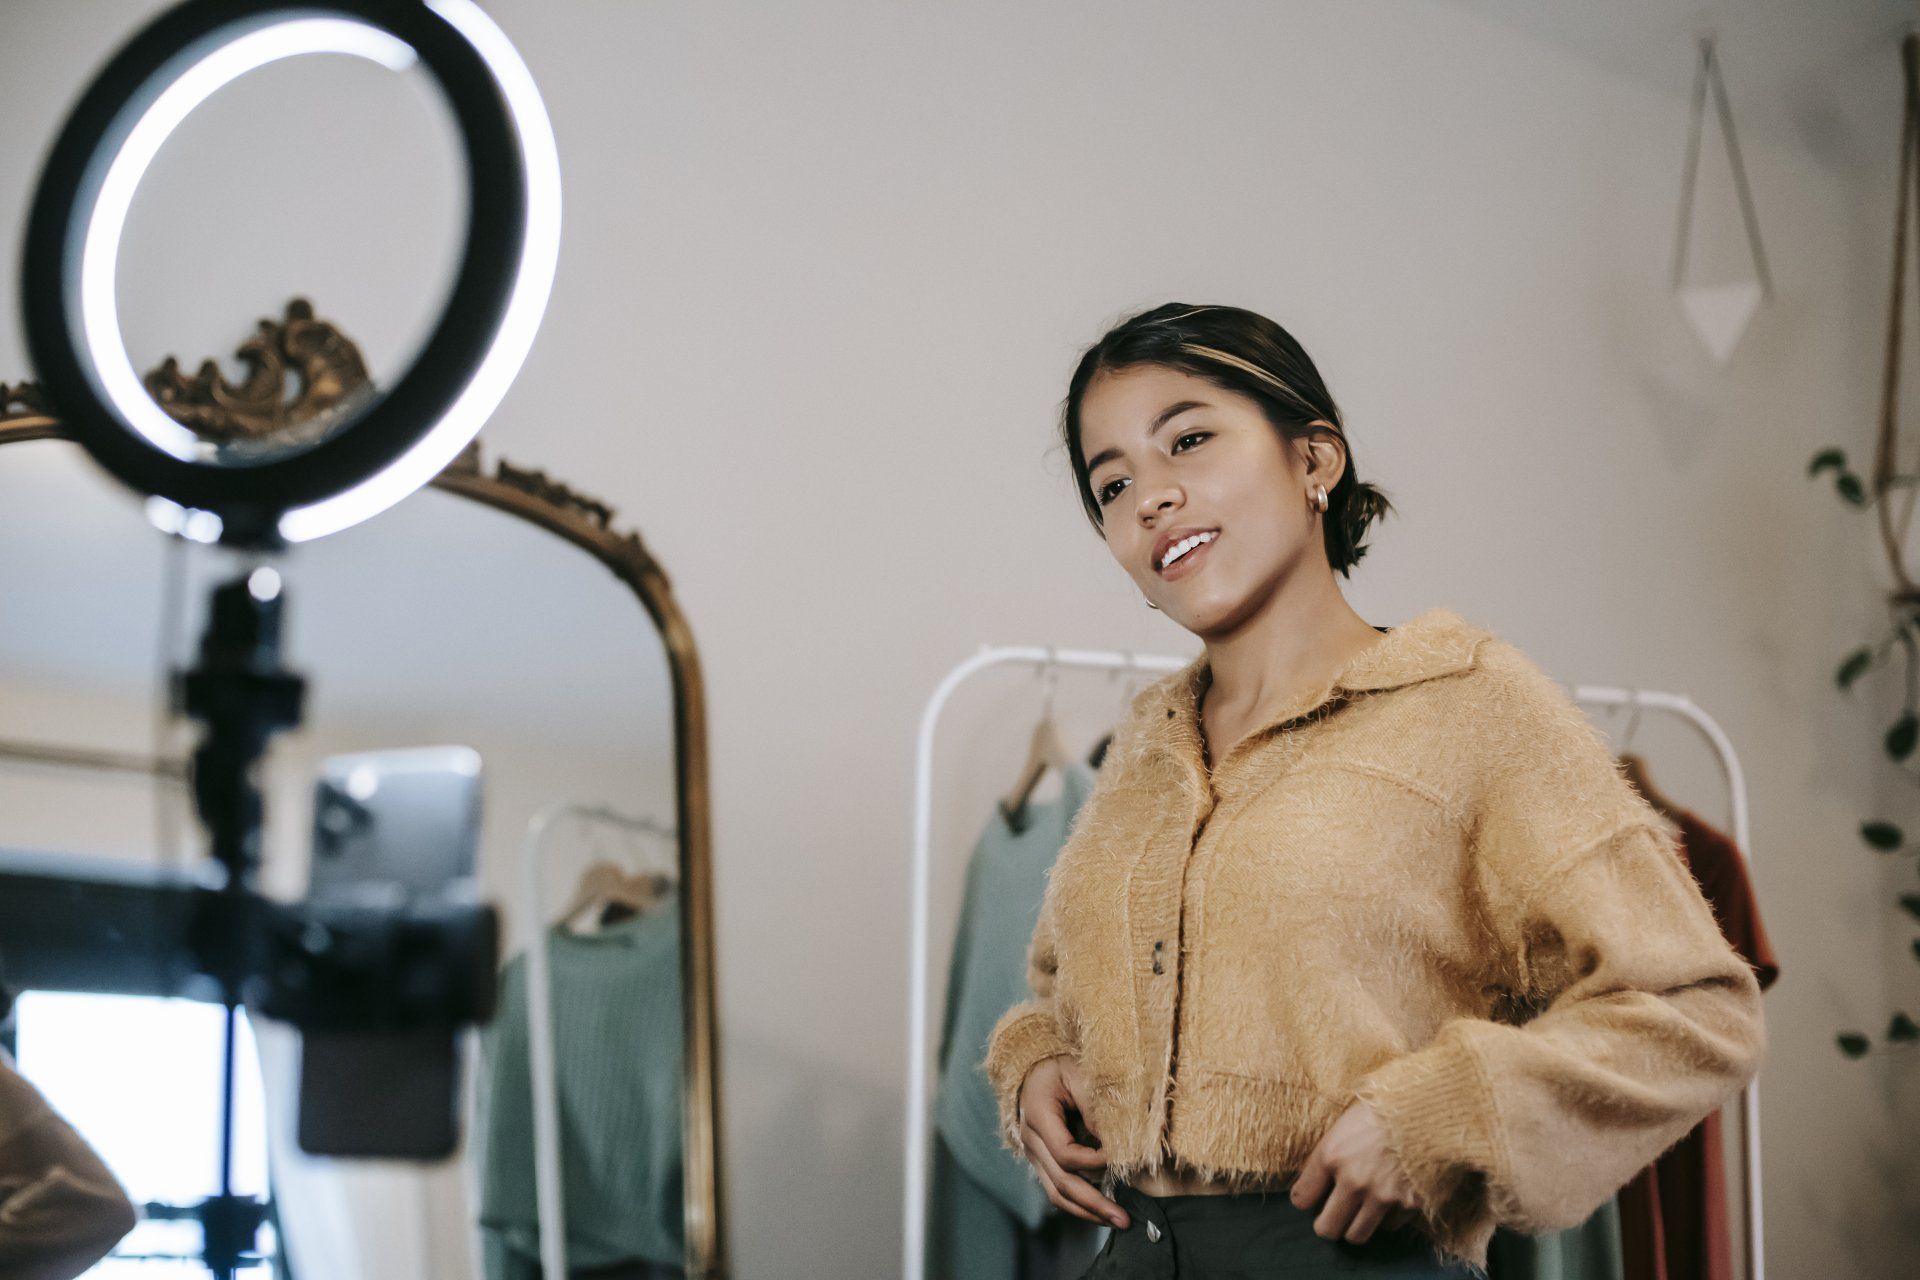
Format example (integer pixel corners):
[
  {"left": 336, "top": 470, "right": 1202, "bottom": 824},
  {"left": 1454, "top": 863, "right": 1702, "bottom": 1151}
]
[{"left": 1671, "top": 34, "right": 1773, "bottom": 297}]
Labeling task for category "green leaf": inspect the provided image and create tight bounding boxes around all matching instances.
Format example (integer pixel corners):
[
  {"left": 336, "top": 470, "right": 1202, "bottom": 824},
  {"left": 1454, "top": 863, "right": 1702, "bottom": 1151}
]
[
  {"left": 1837, "top": 472, "right": 1867, "bottom": 505},
  {"left": 1837, "top": 1032, "right": 1871, "bottom": 1057},
  {"left": 1901, "top": 893, "right": 1920, "bottom": 921},
  {"left": 1862, "top": 821, "right": 1904, "bottom": 850},
  {"left": 1890, "top": 1012, "right": 1919, "bottom": 1042},
  {"left": 1886, "top": 714, "right": 1918, "bottom": 761},
  {"left": 1808, "top": 448, "right": 1847, "bottom": 476},
  {"left": 1838, "top": 648, "right": 1874, "bottom": 689}
]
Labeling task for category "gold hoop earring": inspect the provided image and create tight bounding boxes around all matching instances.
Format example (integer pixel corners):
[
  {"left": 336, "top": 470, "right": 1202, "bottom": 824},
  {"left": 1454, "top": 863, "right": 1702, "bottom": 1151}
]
[{"left": 1310, "top": 484, "right": 1329, "bottom": 514}]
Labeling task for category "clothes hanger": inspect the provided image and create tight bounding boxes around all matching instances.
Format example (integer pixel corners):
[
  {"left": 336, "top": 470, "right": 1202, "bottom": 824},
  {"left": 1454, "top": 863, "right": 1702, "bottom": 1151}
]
[
  {"left": 1613, "top": 694, "right": 1683, "bottom": 821},
  {"left": 558, "top": 862, "right": 673, "bottom": 933},
  {"left": 1086, "top": 655, "right": 1146, "bottom": 769},
  {"left": 557, "top": 813, "right": 674, "bottom": 933},
  {"left": 1000, "top": 653, "right": 1075, "bottom": 832},
  {"left": 616, "top": 814, "right": 678, "bottom": 887}
]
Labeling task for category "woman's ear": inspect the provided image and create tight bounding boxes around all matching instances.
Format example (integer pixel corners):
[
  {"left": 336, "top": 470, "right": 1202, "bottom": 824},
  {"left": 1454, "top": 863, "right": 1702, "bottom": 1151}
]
[{"left": 1300, "top": 428, "right": 1347, "bottom": 489}]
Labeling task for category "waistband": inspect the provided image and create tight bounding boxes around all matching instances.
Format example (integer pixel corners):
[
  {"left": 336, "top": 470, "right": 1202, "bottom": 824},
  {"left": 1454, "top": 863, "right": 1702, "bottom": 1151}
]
[
  {"left": 1106, "top": 1177, "right": 1446, "bottom": 1271},
  {"left": 1110, "top": 1177, "right": 1302, "bottom": 1224}
]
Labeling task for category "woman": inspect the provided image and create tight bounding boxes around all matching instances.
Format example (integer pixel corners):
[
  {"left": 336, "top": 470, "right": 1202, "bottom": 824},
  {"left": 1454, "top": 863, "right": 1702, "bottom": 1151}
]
[{"left": 982, "top": 303, "right": 1767, "bottom": 1280}]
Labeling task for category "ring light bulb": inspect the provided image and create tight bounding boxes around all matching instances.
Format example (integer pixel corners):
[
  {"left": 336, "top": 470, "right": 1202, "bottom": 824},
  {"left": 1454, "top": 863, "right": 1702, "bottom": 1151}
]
[
  {"left": 80, "top": 19, "right": 419, "bottom": 464},
  {"left": 276, "top": 0, "right": 560, "bottom": 543}
]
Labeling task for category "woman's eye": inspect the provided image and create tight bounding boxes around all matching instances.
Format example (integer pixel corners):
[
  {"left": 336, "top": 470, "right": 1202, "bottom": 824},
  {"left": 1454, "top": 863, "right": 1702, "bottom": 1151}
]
[
  {"left": 1096, "top": 477, "right": 1127, "bottom": 506},
  {"left": 1173, "top": 431, "right": 1210, "bottom": 452}
]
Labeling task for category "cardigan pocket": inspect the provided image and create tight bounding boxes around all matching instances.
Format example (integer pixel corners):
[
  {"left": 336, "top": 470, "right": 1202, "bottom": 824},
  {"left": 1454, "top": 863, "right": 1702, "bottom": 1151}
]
[{"left": 1183, "top": 765, "right": 1482, "bottom": 1089}]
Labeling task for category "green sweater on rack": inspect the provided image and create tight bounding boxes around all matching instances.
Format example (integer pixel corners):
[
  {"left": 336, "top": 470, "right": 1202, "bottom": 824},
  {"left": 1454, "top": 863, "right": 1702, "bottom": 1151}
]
[
  {"left": 934, "top": 761, "right": 1097, "bottom": 1229},
  {"left": 983, "top": 606, "right": 1766, "bottom": 1279},
  {"left": 477, "top": 894, "right": 685, "bottom": 1276}
]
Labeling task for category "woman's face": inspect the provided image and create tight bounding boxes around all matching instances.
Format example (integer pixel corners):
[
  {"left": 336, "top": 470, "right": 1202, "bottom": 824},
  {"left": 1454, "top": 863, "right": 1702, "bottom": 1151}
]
[{"left": 1078, "top": 363, "right": 1343, "bottom": 635}]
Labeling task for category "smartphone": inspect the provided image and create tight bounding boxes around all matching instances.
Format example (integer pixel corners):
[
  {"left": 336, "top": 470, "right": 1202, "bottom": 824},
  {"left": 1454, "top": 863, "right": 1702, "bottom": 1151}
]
[
  {"left": 307, "top": 746, "right": 483, "bottom": 905},
  {"left": 296, "top": 746, "right": 482, "bottom": 1159}
]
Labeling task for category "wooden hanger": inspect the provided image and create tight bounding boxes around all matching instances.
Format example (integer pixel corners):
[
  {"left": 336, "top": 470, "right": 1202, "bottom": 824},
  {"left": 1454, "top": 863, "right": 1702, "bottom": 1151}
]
[
  {"left": 558, "top": 861, "right": 672, "bottom": 934},
  {"left": 1001, "top": 658, "right": 1075, "bottom": 832},
  {"left": 1000, "top": 714, "right": 1074, "bottom": 832}
]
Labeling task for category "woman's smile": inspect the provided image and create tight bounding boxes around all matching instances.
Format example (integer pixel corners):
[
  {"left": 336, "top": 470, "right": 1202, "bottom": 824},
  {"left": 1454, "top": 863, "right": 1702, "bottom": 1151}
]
[{"left": 1156, "top": 528, "right": 1220, "bottom": 580}]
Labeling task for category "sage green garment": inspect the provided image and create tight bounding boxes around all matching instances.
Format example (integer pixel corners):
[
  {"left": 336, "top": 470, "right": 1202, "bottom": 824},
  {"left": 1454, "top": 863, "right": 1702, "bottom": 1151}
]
[
  {"left": 929, "top": 1130, "right": 1104, "bottom": 1280},
  {"left": 1485, "top": 1196, "right": 1625, "bottom": 1280},
  {"left": 931, "top": 763, "right": 1101, "bottom": 1280},
  {"left": 477, "top": 893, "right": 685, "bottom": 1276}
]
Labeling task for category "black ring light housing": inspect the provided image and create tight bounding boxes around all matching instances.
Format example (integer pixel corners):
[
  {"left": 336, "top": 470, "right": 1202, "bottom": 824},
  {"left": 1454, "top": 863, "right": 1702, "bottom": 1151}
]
[{"left": 21, "top": 0, "right": 558, "bottom": 548}]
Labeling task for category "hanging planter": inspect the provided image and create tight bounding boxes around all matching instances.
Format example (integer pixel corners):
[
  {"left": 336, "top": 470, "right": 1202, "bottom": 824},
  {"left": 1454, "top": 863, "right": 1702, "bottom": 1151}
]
[{"left": 1671, "top": 35, "right": 1772, "bottom": 363}]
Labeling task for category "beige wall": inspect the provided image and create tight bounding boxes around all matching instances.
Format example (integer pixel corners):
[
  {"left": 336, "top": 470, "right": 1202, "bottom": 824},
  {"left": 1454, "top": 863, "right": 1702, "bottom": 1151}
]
[{"left": 2, "top": 1, "right": 1916, "bottom": 1276}]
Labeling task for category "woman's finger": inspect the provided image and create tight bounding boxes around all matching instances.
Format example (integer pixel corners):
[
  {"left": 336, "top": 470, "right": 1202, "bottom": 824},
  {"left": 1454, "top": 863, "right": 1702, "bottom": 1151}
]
[
  {"left": 1020, "top": 1127, "right": 1108, "bottom": 1225},
  {"left": 1023, "top": 1123, "right": 1127, "bottom": 1228},
  {"left": 1289, "top": 1154, "right": 1332, "bottom": 1215},
  {"left": 1024, "top": 1135, "right": 1098, "bottom": 1224},
  {"left": 1026, "top": 1088, "right": 1107, "bottom": 1170},
  {"left": 1312, "top": 1178, "right": 1363, "bottom": 1242},
  {"left": 1340, "top": 1190, "right": 1391, "bottom": 1245}
]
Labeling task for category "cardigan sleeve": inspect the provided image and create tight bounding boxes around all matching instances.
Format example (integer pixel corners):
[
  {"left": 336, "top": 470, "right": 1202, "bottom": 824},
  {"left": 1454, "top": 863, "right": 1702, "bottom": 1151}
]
[
  {"left": 981, "top": 875, "right": 1075, "bottom": 1153},
  {"left": 1348, "top": 644, "right": 1768, "bottom": 1239}
]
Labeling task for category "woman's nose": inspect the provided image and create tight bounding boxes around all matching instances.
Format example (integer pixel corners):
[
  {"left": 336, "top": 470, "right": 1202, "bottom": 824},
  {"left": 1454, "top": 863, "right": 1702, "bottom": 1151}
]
[{"left": 1136, "top": 484, "right": 1180, "bottom": 524}]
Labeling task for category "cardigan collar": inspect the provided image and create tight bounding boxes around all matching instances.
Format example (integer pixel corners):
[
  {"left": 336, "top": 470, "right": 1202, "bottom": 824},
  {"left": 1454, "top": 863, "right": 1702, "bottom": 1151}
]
[{"left": 1137, "top": 605, "right": 1490, "bottom": 771}]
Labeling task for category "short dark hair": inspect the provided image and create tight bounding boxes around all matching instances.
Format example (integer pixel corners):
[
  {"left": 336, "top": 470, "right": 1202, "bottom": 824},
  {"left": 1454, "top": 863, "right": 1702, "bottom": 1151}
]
[{"left": 1059, "top": 302, "right": 1393, "bottom": 578}]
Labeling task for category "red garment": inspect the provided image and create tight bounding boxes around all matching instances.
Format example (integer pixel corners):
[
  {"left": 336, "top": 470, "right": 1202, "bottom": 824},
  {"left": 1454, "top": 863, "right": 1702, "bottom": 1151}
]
[{"left": 1617, "top": 803, "right": 1778, "bottom": 1280}]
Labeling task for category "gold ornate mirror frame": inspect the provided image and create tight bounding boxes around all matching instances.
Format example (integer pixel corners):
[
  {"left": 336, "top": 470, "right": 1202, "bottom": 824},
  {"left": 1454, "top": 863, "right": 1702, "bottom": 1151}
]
[{"left": 0, "top": 300, "right": 728, "bottom": 1279}]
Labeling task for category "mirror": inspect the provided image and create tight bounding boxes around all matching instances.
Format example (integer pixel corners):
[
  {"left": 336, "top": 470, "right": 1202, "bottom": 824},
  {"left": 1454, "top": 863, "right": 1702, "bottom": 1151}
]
[{"left": 0, "top": 308, "right": 724, "bottom": 1277}]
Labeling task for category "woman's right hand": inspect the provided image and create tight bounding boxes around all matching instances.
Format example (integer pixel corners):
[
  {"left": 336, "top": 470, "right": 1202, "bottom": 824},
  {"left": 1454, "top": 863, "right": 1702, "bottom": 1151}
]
[{"left": 1017, "top": 1054, "right": 1129, "bottom": 1230}]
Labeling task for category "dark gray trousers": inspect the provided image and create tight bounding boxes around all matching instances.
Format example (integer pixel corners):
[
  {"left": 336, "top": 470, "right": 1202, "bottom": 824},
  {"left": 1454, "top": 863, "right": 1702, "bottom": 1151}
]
[{"left": 1076, "top": 1180, "right": 1481, "bottom": 1279}]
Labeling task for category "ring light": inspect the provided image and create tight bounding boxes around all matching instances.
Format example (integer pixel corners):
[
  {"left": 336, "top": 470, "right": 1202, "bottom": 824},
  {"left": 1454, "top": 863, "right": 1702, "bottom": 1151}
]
[{"left": 21, "top": 0, "right": 561, "bottom": 546}]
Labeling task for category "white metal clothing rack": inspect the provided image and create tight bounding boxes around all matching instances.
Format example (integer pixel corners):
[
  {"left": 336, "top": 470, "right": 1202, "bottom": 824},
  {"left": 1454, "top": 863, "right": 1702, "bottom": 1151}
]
[
  {"left": 1566, "top": 682, "right": 1763, "bottom": 1280},
  {"left": 0, "top": 736, "right": 186, "bottom": 779},
  {"left": 516, "top": 802, "right": 677, "bottom": 1280},
  {"left": 903, "top": 647, "right": 1764, "bottom": 1280},
  {"left": 904, "top": 645, "right": 1190, "bottom": 1280}
]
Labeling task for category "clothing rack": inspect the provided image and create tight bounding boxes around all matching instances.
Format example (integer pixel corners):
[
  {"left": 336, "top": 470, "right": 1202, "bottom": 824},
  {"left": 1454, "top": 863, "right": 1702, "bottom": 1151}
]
[
  {"left": 1566, "top": 682, "right": 1763, "bottom": 1280},
  {"left": 0, "top": 736, "right": 186, "bottom": 780},
  {"left": 515, "top": 802, "right": 677, "bottom": 1280},
  {"left": 0, "top": 736, "right": 193, "bottom": 870},
  {"left": 904, "top": 645, "right": 1200, "bottom": 1280},
  {"left": 903, "top": 646, "right": 1764, "bottom": 1280}
]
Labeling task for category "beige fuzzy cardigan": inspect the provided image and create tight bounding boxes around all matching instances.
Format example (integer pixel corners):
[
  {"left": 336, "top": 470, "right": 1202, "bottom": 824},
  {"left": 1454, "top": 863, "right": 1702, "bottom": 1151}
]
[{"left": 982, "top": 606, "right": 1767, "bottom": 1277}]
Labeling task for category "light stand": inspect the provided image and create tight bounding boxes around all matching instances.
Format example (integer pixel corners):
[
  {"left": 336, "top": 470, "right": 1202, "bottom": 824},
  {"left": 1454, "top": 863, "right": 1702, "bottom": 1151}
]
[
  {"left": 5, "top": 0, "right": 563, "bottom": 1272},
  {"left": 180, "top": 567, "right": 302, "bottom": 1280}
]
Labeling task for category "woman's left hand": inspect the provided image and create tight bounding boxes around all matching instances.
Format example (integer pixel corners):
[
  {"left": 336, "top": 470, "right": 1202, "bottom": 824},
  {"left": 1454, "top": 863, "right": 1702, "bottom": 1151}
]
[{"left": 1288, "top": 1097, "right": 1423, "bottom": 1244}]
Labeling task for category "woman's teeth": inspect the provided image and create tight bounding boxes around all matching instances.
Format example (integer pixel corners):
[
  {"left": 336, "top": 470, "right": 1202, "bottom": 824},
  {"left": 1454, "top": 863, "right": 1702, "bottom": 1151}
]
[{"left": 1160, "top": 530, "right": 1217, "bottom": 571}]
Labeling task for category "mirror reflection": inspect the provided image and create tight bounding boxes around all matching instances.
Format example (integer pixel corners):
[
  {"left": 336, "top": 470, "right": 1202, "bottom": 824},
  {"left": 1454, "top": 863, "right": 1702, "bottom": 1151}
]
[{"left": 0, "top": 440, "right": 689, "bottom": 1278}]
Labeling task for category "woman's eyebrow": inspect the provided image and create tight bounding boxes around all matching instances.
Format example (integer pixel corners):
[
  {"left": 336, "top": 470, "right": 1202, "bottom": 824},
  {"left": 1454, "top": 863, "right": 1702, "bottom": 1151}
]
[{"left": 1086, "top": 399, "right": 1210, "bottom": 473}]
